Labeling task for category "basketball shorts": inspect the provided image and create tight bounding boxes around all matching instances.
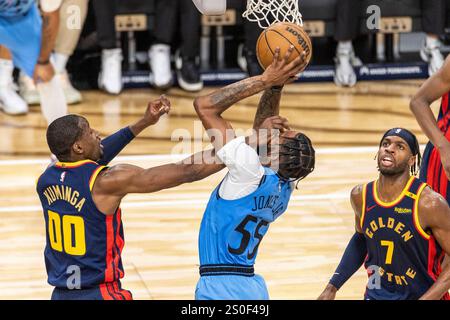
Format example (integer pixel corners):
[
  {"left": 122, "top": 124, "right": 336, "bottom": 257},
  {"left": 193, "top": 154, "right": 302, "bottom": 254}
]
[
  {"left": 0, "top": 3, "right": 42, "bottom": 77},
  {"left": 195, "top": 274, "right": 269, "bottom": 300},
  {"left": 51, "top": 281, "right": 133, "bottom": 300}
]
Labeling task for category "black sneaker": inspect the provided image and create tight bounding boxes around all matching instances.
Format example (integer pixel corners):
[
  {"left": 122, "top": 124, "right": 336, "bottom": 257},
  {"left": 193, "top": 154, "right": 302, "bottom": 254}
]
[
  {"left": 176, "top": 55, "right": 203, "bottom": 92},
  {"left": 237, "top": 45, "right": 263, "bottom": 77}
]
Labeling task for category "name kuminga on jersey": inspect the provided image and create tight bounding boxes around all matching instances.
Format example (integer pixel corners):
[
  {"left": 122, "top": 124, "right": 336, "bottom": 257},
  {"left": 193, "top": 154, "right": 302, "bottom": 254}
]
[{"left": 42, "top": 185, "right": 86, "bottom": 212}]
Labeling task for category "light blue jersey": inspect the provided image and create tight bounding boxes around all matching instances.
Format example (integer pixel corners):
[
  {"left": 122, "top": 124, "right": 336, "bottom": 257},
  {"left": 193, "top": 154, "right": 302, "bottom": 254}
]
[
  {"left": 196, "top": 167, "right": 293, "bottom": 300},
  {"left": 0, "top": 0, "right": 34, "bottom": 18}
]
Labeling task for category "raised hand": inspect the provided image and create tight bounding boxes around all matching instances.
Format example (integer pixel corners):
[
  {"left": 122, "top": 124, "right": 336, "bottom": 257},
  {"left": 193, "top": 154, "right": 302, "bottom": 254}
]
[
  {"left": 261, "top": 46, "right": 308, "bottom": 87},
  {"left": 143, "top": 95, "right": 171, "bottom": 126}
]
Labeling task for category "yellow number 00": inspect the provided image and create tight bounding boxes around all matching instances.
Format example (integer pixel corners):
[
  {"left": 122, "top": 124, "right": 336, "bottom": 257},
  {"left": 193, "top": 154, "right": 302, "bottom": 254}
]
[
  {"left": 48, "top": 210, "right": 86, "bottom": 256},
  {"left": 380, "top": 240, "right": 394, "bottom": 264}
]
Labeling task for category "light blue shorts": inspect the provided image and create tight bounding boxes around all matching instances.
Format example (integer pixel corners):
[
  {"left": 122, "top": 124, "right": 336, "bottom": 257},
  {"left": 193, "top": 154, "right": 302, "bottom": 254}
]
[
  {"left": 0, "top": 3, "right": 42, "bottom": 77},
  {"left": 195, "top": 274, "right": 269, "bottom": 300}
]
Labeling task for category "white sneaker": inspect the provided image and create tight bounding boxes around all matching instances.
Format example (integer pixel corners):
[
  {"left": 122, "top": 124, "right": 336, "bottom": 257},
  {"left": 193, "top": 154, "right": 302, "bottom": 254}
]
[
  {"left": 98, "top": 48, "right": 123, "bottom": 95},
  {"left": 0, "top": 60, "right": 28, "bottom": 115},
  {"left": 58, "top": 70, "right": 82, "bottom": 104},
  {"left": 19, "top": 72, "right": 40, "bottom": 105},
  {"left": 420, "top": 41, "right": 444, "bottom": 76},
  {"left": 334, "top": 49, "right": 359, "bottom": 87},
  {"left": 149, "top": 44, "right": 173, "bottom": 89}
]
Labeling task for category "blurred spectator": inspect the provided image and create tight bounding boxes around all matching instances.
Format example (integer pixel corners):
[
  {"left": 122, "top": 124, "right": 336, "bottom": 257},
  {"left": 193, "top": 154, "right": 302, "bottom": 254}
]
[
  {"left": 237, "top": 19, "right": 264, "bottom": 77},
  {"left": 419, "top": 0, "right": 448, "bottom": 76},
  {"left": 149, "top": 0, "right": 203, "bottom": 92},
  {"left": 0, "top": 0, "right": 67, "bottom": 123},
  {"left": 92, "top": 0, "right": 123, "bottom": 94},
  {"left": 20, "top": 0, "right": 88, "bottom": 105},
  {"left": 333, "top": 0, "right": 363, "bottom": 87}
]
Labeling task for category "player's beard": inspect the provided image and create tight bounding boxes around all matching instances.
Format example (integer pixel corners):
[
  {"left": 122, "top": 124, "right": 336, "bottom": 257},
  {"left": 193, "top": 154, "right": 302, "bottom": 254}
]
[{"left": 377, "top": 157, "right": 409, "bottom": 177}]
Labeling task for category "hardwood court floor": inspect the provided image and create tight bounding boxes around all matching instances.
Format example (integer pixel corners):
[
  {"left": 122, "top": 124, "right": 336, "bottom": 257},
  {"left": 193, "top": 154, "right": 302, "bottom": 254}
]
[{"left": 0, "top": 80, "right": 441, "bottom": 299}]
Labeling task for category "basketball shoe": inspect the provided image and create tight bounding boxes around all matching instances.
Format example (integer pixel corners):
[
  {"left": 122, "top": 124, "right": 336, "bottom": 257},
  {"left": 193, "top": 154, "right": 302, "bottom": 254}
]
[
  {"left": 0, "top": 59, "right": 28, "bottom": 115},
  {"left": 149, "top": 44, "right": 173, "bottom": 90},
  {"left": 175, "top": 51, "right": 203, "bottom": 92},
  {"left": 20, "top": 71, "right": 82, "bottom": 105},
  {"left": 334, "top": 41, "right": 362, "bottom": 87},
  {"left": 19, "top": 72, "right": 40, "bottom": 105},
  {"left": 237, "top": 44, "right": 263, "bottom": 77},
  {"left": 52, "top": 53, "right": 82, "bottom": 104},
  {"left": 420, "top": 37, "right": 444, "bottom": 76},
  {"left": 98, "top": 48, "right": 123, "bottom": 95}
]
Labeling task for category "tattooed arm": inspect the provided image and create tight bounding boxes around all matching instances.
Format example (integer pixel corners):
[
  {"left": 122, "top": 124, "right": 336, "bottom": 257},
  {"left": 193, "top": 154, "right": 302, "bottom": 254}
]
[
  {"left": 194, "top": 46, "right": 305, "bottom": 150},
  {"left": 253, "top": 86, "right": 283, "bottom": 129},
  {"left": 33, "top": 8, "right": 60, "bottom": 82}
]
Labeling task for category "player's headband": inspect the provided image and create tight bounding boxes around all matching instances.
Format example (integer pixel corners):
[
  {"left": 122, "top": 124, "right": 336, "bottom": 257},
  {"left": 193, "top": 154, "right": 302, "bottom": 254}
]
[{"left": 379, "top": 128, "right": 419, "bottom": 156}]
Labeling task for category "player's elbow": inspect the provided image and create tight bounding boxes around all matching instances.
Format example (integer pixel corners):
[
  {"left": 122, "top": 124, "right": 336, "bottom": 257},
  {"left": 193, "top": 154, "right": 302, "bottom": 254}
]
[
  {"left": 194, "top": 97, "right": 213, "bottom": 119},
  {"left": 409, "top": 95, "right": 426, "bottom": 113}
]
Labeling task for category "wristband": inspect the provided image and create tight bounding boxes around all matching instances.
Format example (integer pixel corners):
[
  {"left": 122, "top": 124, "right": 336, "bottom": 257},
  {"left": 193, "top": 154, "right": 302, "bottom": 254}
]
[{"left": 37, "top": 59, "right": 50, "bottom": 65}]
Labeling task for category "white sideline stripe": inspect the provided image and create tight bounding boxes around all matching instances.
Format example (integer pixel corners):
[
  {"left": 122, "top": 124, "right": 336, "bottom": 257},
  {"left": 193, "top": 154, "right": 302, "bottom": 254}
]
[{"left": 0, "top": 192, "right": 349, "bottom": 213}]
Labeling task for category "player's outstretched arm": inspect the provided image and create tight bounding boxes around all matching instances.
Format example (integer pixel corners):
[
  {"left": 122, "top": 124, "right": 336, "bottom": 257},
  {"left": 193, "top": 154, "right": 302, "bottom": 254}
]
[
  {"left": 98, "top": 96, "right": 170, "bottom": 165},
  {"left": 194, "top": 47, "right": 306, "bottom": 151},
  {"left": 417, "top": 187, "right": 450, "bottom": 300},
  {"left": 410, "top": 56, "right": 450, "bottom": 178},
  {"left": 318, "top": 185, "right": 367, "bottom": 300},
  {"left": 92, "top": 150, "right": 224, "bottom": 215}
]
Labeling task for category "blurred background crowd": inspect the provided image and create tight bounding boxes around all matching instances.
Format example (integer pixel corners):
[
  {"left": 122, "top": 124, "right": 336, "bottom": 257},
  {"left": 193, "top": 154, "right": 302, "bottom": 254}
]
[{"left": 1, "top": 0, "right": 450, "bottom": 116}]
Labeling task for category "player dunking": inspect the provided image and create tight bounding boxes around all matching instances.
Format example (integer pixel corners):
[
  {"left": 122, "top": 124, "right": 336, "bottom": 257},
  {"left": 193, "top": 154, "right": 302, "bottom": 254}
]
[
  {"left": 193, "top": 47, "right": 315, "bottom": 300},
  {"left": 36, "top": 96, "right": 224, "bottom": 300},
  {"left": 318, "top": 128, "right": 450, "bottom": 300}
]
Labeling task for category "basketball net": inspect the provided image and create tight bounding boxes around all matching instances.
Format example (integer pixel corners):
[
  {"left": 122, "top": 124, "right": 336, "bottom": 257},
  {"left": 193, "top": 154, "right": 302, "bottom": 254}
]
[{"left": 243, "top": 0, "right": 303, "bottom": 29}]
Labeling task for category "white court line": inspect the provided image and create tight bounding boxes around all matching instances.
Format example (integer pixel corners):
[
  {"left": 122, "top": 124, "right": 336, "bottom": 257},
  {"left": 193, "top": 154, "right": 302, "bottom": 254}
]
[{"left": 0, "top": 192, "right": 349, "bottom": 213}]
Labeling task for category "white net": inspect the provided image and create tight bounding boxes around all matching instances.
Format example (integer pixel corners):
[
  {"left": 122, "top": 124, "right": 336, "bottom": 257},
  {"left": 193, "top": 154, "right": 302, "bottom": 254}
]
[{"left": 243, "top": 0, "right": 303, "bottom": 29}]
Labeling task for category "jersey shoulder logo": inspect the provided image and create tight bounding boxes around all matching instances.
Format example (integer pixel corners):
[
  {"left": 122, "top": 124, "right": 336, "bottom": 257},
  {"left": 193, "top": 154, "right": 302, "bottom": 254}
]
[{"left": 366, "top": 204, "right": 377, "bottom": 212}]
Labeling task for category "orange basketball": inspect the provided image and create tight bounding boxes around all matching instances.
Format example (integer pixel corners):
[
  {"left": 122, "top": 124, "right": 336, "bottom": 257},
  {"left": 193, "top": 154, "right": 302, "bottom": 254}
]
[{"left": 256, "top": 22, "right": 312, "bottom": 71}]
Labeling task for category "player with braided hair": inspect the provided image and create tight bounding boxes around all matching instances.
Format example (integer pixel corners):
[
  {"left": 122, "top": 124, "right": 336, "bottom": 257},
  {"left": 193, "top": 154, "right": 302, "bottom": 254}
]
[{"left": 193, "top": 46, "right": 315, "bottom": 300}]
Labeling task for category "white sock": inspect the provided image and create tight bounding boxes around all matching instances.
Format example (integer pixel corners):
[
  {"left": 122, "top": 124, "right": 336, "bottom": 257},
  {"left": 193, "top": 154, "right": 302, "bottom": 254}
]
[
  {"left": 37, "top": 76, "right": 68, "bottom": 124},
  {"left": 337, "top": 41, "right": 353, "bottom": 54},
  {"left": 52, "top": 53, "right": 69, "bottom": 74},
  {"left": 426, "top": 36, "right": 440, "bottom": 49}
]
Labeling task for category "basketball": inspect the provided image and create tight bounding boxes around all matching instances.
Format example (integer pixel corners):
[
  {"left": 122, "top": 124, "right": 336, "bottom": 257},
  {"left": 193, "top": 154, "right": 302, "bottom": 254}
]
[{"left": 256, "top": 22, "right": 312, "bottom": 70}]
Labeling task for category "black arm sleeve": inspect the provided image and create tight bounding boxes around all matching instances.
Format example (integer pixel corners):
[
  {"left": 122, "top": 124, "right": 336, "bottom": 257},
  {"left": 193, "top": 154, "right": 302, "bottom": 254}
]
[
  {"left": 97, "top": 127, "right": 135, "bottom": 165},
  {"left": 329, "top": 232, "right": 367, "bottom": 290}
]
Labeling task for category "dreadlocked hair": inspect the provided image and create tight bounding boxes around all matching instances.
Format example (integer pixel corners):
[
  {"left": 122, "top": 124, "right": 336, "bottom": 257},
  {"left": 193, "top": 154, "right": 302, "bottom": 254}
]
[{"left": 278, "top": 133, "right": 315, "bottom": 184}]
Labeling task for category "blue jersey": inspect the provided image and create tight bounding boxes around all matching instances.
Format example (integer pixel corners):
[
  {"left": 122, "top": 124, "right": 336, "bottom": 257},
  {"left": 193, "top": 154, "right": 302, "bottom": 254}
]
[
  {"left": 198, "top": 167, "right": 293, "bottom": 269},
  {"left": 36, "top": 160, "right": 128, "bottom": 296},
  {"left": 0, "top": 0, "right": 34, "bottom": 17},
  {"left": 361, "top": 176, "right": 449, "bottom": 300}
]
